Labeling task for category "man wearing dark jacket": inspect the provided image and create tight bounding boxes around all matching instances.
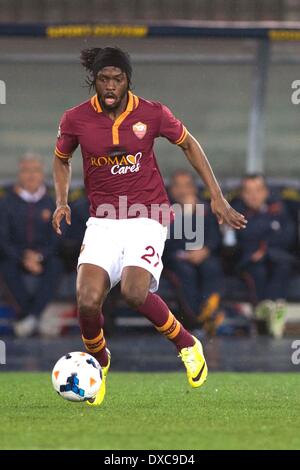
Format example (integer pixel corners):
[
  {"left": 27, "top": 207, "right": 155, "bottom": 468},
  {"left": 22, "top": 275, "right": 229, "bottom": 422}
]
[
  {"left": 233, "top": 174, "right": 297, "bottom": 337},
  {"left": 163, "top": 170, "right": 223, "bottom": 323},
  {"left": 0, "top": 153, "right": 62, "bottom": 336}
]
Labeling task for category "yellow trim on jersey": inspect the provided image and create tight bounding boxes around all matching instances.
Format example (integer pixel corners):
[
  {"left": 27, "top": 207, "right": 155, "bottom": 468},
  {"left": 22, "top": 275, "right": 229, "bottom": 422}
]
[
  {"left": 55, "top": 147, "right": 72, "bottom": 159},
  {"left": 91, "top": 94, "right": 103, "bottom": 113},
  {"left": 55, "top": 147, "right": 71, "bottom": 157},
  {"left": 90, "top": 91, "right": 139, "bottom": 115},
  {"left": 174, "top": 126, "right": 188, "bottom": 145},
  {"left": 90, "top": 91, "right": 139, "bottom": 145},
  {"left": 112, "top": 91, "right": 134, "bottom": 145}
]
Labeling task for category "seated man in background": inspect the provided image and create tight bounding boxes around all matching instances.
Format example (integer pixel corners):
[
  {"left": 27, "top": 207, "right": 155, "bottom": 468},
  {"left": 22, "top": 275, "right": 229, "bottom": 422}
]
[
  {"left": 233, "top": 173, "right": 297, "bottom": 337},
  {"left": 163, "top": 169, "right": 224, "bottom": 327},
  {"left": 0, "top": 153, "right": 62, "bottom": 337}
]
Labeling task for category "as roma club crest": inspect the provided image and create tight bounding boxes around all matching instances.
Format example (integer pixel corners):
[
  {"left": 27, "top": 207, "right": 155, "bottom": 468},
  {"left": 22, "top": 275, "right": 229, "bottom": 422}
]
[{"left": 132, "top": 122, "right": 147, "bottom": 139}]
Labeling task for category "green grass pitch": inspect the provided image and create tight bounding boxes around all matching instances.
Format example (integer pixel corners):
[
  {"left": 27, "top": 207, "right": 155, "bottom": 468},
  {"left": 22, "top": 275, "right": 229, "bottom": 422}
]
[{"left": 0, "top": 372, "right": 300, "bottom": 450}]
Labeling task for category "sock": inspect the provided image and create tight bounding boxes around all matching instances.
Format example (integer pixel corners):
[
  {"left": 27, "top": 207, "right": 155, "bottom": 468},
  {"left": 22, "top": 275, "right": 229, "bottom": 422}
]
[
  {"left": 137, "top": 293, "right": 195, "bottom": 351},
  {"left": 79, "top": 311, "right": 109, "bottom": 367}
]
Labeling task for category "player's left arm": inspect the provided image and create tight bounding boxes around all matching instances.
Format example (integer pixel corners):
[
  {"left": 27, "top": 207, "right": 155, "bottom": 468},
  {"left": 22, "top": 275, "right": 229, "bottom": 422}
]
[{"left": 178, "top": 133, "right": 247, "bottom": 230}]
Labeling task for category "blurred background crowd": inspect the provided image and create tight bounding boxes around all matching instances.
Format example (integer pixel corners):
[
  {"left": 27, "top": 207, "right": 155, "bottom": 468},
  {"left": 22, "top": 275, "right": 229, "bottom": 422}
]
[
  {"left": 0, "top": 153, "right": 299, "bottom": 339},
  {"left": 1, "top": 0, "right": 300, "bottom": 341}
]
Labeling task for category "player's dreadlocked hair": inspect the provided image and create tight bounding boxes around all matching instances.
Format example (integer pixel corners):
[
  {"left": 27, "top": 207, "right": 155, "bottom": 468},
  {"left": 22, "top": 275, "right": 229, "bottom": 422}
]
[{"left": 80, "top": 47, "right": 132, "bottom": 91}]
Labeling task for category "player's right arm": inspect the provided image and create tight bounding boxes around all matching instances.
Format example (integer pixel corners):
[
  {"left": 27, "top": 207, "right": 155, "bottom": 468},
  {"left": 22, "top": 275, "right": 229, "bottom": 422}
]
[
  {"left": 52, "top": 156, "right": 72, "bottom": 235},
  {"left": 52, "top": 111, "right": 78, "bottom": 235}
]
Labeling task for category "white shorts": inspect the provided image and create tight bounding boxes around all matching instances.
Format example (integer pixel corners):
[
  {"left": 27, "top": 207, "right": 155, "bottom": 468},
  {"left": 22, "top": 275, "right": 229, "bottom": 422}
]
[{"left": 77, "top": 217, "right": 168, "bottom": 292}]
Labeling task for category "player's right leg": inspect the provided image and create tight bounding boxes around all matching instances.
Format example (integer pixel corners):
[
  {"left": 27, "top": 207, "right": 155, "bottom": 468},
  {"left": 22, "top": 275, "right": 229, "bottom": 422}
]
[
  {"left": 119, "top": 216, "right": 207, "bottom": 389},
  {"left": 76, "top": 263, "right": 111, "bottom": 406}
]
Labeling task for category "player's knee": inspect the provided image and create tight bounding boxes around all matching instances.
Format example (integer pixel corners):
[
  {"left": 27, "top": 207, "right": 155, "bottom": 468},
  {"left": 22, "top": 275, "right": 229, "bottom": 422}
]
[
  {"left": 77, "top": 289, "right": 103, "bottom": 317},
  {"left": 121, "top": 285, "right": 147, "bottom": 310}
]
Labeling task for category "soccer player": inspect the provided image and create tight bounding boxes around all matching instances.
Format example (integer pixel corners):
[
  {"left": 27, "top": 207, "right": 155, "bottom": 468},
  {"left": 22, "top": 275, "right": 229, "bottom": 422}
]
[{"left": 52, "top": 47, "right": 246, "bottom": 406}]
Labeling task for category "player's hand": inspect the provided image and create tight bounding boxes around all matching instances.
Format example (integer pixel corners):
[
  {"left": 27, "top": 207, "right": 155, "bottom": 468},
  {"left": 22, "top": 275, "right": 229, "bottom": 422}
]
[
  {"left": 52, "top": 204, "right": 71, "bottom": 235},
  {"left": 211, "top": 194, "right": 247, "bottom": 230}
]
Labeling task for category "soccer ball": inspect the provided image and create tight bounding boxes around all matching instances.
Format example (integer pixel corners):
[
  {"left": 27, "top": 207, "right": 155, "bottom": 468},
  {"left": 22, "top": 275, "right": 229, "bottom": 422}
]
[{"left": 52, "top": 352, "right": 102, "bottom": 402}]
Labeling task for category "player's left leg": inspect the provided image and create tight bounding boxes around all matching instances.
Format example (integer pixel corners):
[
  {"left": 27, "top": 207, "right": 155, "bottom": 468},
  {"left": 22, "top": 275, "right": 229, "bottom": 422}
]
[
  {"left": 77, "top": 263, "right": 111, "bottom": 406},
  {"left": 77, "top": 264, "right": 110, "bottom": 368},
  {"left": 121, "top": 266, "right": 207, "bottom": 388}
]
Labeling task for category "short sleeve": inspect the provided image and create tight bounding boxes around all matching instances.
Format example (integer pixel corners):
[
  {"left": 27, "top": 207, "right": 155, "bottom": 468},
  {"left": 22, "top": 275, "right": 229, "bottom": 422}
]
[
  {"left": 54, "top": 112, "right": 78, "bottom": 160},
  {"left": 159, "top": 104, "right": 188, "bottom": 145}
]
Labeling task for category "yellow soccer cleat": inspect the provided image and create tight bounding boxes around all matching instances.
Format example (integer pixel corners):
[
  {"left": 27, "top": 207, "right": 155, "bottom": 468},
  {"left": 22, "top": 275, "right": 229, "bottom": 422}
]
[
  {"left": 179, "top": 336, "right": 208, "bottom": 388},
  {"left": 87, "top": 350, "right": 111, "bottom": 407}
]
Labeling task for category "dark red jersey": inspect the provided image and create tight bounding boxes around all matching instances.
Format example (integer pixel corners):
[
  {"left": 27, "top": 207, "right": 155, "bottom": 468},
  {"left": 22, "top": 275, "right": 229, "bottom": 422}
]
[{"left": 55, "top": 91, "right": 188, "bottom": 222}]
